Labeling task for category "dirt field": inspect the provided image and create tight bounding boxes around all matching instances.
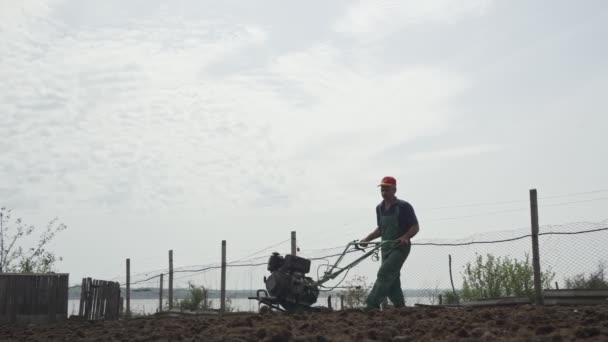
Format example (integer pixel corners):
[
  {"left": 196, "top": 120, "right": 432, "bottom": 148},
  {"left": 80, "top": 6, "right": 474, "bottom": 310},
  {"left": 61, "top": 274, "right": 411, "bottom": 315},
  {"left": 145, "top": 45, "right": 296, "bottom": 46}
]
[{"left": 1, "top": 305, "right": 607, "bottom": 341}]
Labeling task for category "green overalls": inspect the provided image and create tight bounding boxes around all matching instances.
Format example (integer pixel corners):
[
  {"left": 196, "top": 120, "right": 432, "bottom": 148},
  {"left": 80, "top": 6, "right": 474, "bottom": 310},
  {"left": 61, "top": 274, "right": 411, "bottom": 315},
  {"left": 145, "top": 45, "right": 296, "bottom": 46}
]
[{"left": 366, "top": 204, "right": 411, "bottom": 309}]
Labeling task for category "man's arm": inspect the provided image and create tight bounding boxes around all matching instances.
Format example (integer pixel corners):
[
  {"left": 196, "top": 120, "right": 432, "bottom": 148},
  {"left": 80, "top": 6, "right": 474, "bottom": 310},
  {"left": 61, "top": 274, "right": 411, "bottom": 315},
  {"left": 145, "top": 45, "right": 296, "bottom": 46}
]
[
  {"left": 360, "top": 205, "right": 382, "bottom": 245},
  {"left": 361, "top": 227, "right": 381, "bottom": 243},
  {"left": 398, "top": 224, "right": 419, "bottom": 246},
  {"left": 397, "top": 201, "right": 419, "bottom": 246}
]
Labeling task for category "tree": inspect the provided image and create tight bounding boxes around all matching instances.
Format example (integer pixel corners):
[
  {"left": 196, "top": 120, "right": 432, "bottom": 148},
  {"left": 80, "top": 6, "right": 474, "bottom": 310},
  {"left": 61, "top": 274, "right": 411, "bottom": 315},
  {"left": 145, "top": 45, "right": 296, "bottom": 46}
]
[
  {"left": 0, "top": 207, "right": 67, "bottom": 273},
  {"left": 459, "top": 253, "right": 555, "bottom": 302}
]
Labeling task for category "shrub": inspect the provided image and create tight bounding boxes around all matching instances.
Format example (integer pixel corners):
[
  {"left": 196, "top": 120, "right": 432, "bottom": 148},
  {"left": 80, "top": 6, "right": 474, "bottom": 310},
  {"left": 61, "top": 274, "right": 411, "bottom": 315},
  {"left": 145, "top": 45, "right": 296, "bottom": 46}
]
[
  {"left": 442, "top": 290, "right": 460, "bottom": 304},
  {"left": 460, "top": 253, "right": 555, "bottom": 302},
  {"left": 564, "top": 262, "right": 608, "bottom": 289},
  {"left": 178, "top": 282, "right": 212, "bottom": 312},
  {"left": 339, "top": 275, "right": 371, "bottom": 308}
]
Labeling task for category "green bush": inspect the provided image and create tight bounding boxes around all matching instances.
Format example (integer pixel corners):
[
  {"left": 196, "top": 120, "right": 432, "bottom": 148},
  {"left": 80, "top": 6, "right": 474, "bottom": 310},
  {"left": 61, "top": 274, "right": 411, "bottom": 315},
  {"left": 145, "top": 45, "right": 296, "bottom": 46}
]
[
  {"left": 564, "top": 262, "right": 608, "bottom": 289},
  {"left": 459, "top": 253, "right": 555, "bottom": 302},
  {"left": 442, "top": 290, "right": 460, "bottom": 304},
  {"left": 177, "top": 282, "right": 212, "bottom": 312},
  {"left": 175, "top": 282, "right": 236, "bottom": 312}
]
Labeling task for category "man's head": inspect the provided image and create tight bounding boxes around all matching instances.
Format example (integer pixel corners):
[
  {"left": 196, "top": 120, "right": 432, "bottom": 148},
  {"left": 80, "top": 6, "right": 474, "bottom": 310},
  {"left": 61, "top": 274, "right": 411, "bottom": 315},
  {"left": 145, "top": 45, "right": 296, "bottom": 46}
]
[{"left": 378, "top": 176, "right": 397, "bottom": 201}]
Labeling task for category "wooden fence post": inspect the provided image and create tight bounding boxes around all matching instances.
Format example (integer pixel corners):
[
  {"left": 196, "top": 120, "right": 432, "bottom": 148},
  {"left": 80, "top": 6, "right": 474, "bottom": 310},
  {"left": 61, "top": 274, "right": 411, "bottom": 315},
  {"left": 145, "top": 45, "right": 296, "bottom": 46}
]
[
  {"left": 530, "top": 189, "right": 544, "bottom": 305},
  {"left": 78, "top": 278, "right": 87, "bottom": 316},
  {"left": 291, "top": 231, "right": 297, "bottom": 255},
  {"left": 48, "top": 275, "right": 58, "bottom": 322},
  {"left": 159, "top": 273, "right": 164, "bottom": 312},
  {"left": 85, "top": 277, "right": 93, "bottom": 319},
  {"left": 169, "top": 250, "right": 173, "bottom": 310},
  {"left": 126, "top": 259, "right": 131, "bottom": 318},
  {"left": 449, "top": 254, "right": 459, "bottom": 304},
  {"left": 220, "top": 240, "right": 227, "bottom": 314},
  {"left": 113, "top": 281, "right": 120, "bottom": 320}
]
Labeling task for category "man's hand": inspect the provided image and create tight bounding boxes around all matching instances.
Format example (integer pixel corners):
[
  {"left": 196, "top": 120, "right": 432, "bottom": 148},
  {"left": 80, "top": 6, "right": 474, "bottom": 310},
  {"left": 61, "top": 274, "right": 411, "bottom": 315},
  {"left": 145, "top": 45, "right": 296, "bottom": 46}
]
[
  {"left": 398, "top": 236, "right": 410, "bottom": 246},
  {"left": 397, "top": 224, "right": 419, "bottom": 247},
  {"left": 359, "top": 227, "right": 382, "bottom": 248}
]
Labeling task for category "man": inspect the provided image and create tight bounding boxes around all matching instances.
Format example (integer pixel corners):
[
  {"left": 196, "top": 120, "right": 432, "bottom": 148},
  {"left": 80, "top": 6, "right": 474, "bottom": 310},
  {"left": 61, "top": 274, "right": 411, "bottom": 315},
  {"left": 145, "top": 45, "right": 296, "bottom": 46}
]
[{"left": 360, "top": 176, "right": 419, "bottom": 309}]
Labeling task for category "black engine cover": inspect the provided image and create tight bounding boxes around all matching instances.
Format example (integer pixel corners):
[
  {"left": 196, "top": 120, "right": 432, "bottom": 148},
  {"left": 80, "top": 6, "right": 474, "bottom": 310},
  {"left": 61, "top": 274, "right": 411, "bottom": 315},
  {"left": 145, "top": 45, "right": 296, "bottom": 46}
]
[
  {"left": 265, "top": 271, "right": 319, "bottom": 307},
  {"left": 282, "top": 254, "right": 311, "bottom": 274},
  {"left": 267, "top": 252, "right": 284, "bottom": 272},
  {"left": 265, "top": 253, "right": 319, "bottom": 308},
  {"left": 265, "top": 271, "right": 290, "bottom": 297}
]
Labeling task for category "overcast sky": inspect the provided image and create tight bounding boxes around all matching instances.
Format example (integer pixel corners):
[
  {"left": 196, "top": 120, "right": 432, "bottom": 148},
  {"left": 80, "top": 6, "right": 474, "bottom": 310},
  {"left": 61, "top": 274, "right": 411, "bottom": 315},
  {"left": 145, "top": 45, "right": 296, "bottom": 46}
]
[{"left": 1, "top": 0, "right": 607, "bottom": 288}]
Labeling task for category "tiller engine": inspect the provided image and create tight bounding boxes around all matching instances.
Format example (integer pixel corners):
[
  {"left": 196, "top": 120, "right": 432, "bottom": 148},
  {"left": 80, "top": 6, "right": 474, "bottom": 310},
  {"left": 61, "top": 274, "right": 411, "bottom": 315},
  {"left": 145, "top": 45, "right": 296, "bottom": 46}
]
[{"left": 249, "top": 240, "right": 397, "bottom": 313}]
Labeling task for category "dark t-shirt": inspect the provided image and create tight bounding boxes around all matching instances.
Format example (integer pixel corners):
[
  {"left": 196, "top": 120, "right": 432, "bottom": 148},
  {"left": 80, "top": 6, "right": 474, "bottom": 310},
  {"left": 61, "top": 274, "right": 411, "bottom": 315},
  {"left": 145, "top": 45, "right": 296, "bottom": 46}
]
[{"left": 376, "top": 199, "right": 418, "bottom": 235}]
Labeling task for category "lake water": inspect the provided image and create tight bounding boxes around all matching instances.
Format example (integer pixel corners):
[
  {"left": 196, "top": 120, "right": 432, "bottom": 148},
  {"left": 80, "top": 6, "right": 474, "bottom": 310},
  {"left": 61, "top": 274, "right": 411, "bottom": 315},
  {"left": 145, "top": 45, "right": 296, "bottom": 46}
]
[
  {"left": 68, "top": 296, "right": 431, "bottom": 315},
  {"left": 68, "top": 298, "right": 262, "bottom": 315}
]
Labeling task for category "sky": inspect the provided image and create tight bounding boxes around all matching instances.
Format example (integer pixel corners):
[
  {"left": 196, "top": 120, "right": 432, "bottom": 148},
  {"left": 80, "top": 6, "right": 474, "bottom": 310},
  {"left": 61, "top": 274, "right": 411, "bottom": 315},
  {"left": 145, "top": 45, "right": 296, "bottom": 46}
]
[{"left": 1, "top": 0, "right": 607, "bottom": 289}]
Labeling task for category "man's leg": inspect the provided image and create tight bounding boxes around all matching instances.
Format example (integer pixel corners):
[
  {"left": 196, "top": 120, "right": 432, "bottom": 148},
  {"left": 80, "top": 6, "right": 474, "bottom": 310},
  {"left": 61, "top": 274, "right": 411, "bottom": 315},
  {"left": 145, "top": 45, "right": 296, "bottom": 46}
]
[
  {"left": 387, "top": 247, "right": 410, "bottom": 307},
  {"left": 365, "top": 253, "right": 388, "bottom": 309},
  {"left": 387, "top": 273, "right": 405, "bottom": 307},
  {"left": 366, "top": 248, "right": 408, "bottom": 309},
  {"left": 366, "top": 280, "right": 384, "bottom": 309}
]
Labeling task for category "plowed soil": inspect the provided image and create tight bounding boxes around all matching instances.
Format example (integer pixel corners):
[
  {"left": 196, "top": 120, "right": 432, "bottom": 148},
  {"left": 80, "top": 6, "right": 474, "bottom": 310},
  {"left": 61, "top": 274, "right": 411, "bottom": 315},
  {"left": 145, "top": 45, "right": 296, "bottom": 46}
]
[{"left": 1, "top": 305, "right": 607, "bottom": 341}]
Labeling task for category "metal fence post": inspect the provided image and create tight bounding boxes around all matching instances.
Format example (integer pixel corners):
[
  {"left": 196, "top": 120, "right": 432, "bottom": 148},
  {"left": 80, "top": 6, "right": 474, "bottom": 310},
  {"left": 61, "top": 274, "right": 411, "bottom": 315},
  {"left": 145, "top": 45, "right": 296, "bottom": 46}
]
[
  {"left": 126, "top": 258, "right": 131, "bottom": 318},
  {"left": 220, "top": 240, "right": 227, "bottom": 314},
  {"left": 158, "top": 273, "right": 164, "bottom": 312},
  {"left": 169, "top": 250, "right": 174, "bottom": 310},
  {"left": 530, "top": 189, "right": 544, "bottom": 305}
]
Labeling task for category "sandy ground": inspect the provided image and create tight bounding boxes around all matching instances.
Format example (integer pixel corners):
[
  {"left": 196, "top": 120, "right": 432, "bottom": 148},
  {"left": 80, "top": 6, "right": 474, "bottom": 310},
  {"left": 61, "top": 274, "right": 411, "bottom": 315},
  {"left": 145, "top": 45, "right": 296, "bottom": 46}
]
[{"left": 1, "top": 305, "right": 607, "bottom": 341}]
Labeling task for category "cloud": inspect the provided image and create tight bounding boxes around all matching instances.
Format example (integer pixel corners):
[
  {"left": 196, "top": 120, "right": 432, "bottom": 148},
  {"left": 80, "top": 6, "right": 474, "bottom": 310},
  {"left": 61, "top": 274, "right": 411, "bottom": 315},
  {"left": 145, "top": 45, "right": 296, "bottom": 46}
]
[
  {"left": 409, "top": 144, "right": 503, "bottom": 161},
  {"left": 267, "top": 44, "right": 470, "bottom": 150},
  {"left": 334, "top": 0, "right": 493, "bottom": 40},
  {"left": 241, "top": 44, "right": 473, "bottom": 207},
  {"left": 0, "top": 0, "right": 63, "bottom": 32},
  {"left": 0, "top": 1, "right": 473, "bottom": 214},
  {"left": 0, "top": 6, "right": 276, "bottom": 212}
]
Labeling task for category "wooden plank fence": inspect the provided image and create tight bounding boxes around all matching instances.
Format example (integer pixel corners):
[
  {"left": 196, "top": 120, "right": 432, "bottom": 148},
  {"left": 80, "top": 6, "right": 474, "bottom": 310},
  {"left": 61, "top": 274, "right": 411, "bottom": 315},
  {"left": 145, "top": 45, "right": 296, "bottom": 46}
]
[
  {"left": 0, "top": 273, "right": 69, "bottom": 324},
  {"left": 77, "top": 278, "right": 121, "bottom": 320}
]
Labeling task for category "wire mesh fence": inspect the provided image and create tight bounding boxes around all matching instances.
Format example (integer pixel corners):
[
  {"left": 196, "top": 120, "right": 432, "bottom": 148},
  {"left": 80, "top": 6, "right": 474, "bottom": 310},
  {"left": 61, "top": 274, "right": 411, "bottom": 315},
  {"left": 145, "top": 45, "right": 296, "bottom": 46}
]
[
  {"left": 69, "top": 218, "right": 608, "bottom": 315},
  {"left": 539, "top": 220, "right": 608, "bottom": 290},
  {"left": 402, "top": 220, "right": 608, "bottom": 305},
  {"left": 403, "top": 226, "right": 534, "bottom": 303}
]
